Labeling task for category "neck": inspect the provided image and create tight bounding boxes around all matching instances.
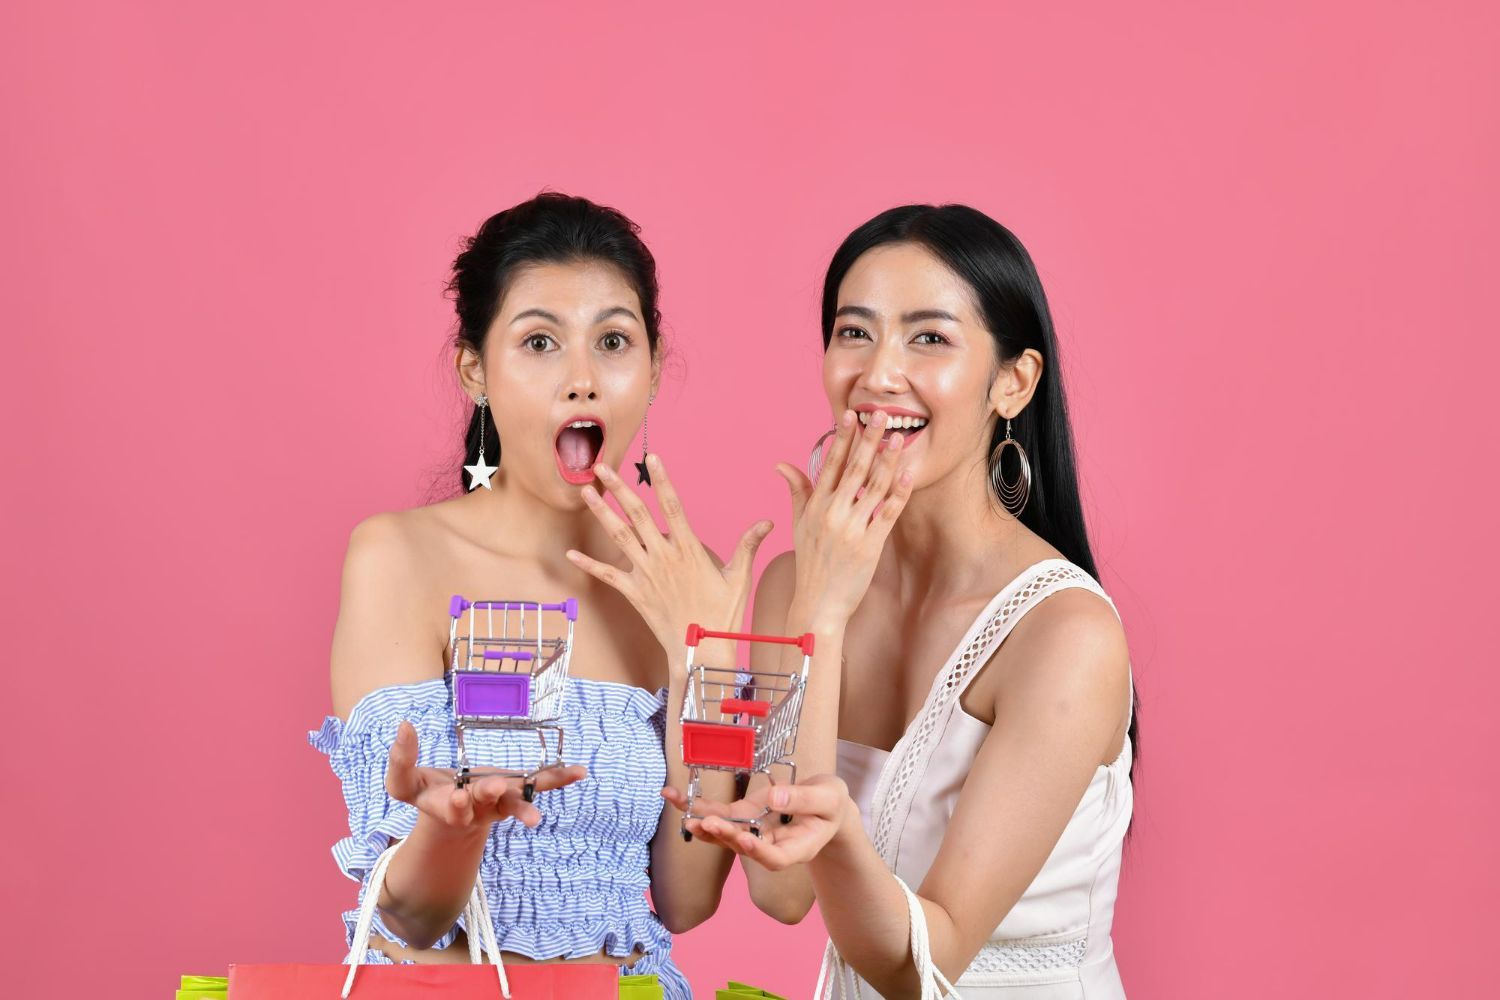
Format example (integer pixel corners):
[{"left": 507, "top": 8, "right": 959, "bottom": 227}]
[
  {"left": 465, "top": 470, "right": 618, "bottom": 565},
  {"left": 881, "top": 456, "right": 1024, "bottom": 603}
]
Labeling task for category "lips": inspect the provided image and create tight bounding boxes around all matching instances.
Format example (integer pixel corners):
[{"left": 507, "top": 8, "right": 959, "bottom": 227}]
[
  {"left": 854, "top": 406, "right": 929, "bottom": 450},
  {"left": 877, "top": 422, "right": 926, "bottom": 450},
  {"left": 554, "top": 417, "right": 606, "bottom": 485}
]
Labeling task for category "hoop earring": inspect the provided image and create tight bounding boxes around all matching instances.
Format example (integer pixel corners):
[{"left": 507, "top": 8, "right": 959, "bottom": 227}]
[
  {"left": 635, "top": 395, "right": 656, "bottom": 486},
  {"left": 464, "top": 393, "right": 498, "bottom": 491},
  {"left": 988, "top": 417, "right": 1031, "bottom": 517},
  {"left": 807, "top": 427, "right": 836, "bottom": 484}
]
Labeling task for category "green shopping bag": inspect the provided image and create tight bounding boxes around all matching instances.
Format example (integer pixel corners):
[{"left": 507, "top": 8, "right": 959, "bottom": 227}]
[
  {"left": 619, "top": 972, "right": 663, "bottom": 999},
  {"left": 716, "top": 980, "right": 787, "bottom": 999},
  {"left": 175, "top": 974, "right": 227, "bottom": 999}
]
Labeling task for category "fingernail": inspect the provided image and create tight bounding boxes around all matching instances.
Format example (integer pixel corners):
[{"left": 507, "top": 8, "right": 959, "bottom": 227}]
[
  {"left": 891, "top": 433, "right": 904, "bottom": 448},
  {"left": 841, "top": 410, "right": 854, "bottom": 427},
  {"left": 900, "top": 469, "right": 913, "bottom": 485},
  {"left": 565, "top": 549, "right": 581, "bottom": 561},
  {"left": 771, "top": 787, "right": 789, "bottom": 808},
  {"left": 581, "top": 486, "right": 599, "bottom": 502},
  {"left": 647, "top": 454, "right": 660, "bottom": 469}
]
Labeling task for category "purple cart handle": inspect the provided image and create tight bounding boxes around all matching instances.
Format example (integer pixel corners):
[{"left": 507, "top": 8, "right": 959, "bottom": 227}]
[
  {"left": 451, "top": 595, "right": 579, "bottom": 622},
  {"left": 482, "top": 649, "right": 535, "bottom": 661}
]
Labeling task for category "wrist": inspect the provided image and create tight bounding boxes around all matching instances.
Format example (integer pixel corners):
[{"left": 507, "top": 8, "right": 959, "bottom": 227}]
[
  {"left": 787, "top": 597, "right": 849, "bottom": 636},
  {"left": 822, "top": 788, "right": 864, "bottom": 858},
  {"left": 414, "top": 808, "right": 491, "bottom": 848}
]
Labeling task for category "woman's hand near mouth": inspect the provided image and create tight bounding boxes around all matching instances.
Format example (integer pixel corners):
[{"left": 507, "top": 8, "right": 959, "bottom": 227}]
[
  {"left": 779, "top": 408, "right": 915, "bottom": 630},
  {"left": 565, "top": 455, "right": 773, "bottom": 668}
]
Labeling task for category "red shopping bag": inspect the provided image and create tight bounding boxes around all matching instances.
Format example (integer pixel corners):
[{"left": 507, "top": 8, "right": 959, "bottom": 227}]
[{"left": 227, "top": 963, "right": 619, "bottom": 999}]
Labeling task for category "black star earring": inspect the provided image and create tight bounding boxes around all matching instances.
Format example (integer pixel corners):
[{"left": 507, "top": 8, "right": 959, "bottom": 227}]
[{"left": 635, "top": 396, "right": 655, "bottom": 486}]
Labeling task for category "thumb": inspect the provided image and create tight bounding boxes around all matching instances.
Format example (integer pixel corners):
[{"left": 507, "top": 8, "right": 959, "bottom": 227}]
[
  {"left": 385, "top": 720, "right": 421, "bottom": 802},
  {"left": 726, "top": 518, "right": 774, "bottom": 580},
  {"left": 764, "top": 777, "right": 848, "bottom": 820},
  {"left": 774, "top": 463, "right": 812, "bottom": 523}
]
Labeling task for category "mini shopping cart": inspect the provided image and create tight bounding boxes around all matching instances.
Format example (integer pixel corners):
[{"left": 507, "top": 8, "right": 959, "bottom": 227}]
[
  {"left": 447, "top": 594, "right": 579, "bottom": 800},
  {"left": 678, "top": 624, "right": 816, "bottom": 840}
]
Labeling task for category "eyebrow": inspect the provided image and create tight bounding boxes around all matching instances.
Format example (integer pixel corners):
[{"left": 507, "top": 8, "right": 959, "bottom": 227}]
[
  {"left": 902, "top": 308, "right": 959, "bottom": 324},
  {"left": 594, "top": 306, "right": 640, "bottom": 324},
  {"left": 834, "top": 305, "right": 960, "bottom": 324},
  {"left": 510, "top": 308, "right": 562, "bottom": 325}
]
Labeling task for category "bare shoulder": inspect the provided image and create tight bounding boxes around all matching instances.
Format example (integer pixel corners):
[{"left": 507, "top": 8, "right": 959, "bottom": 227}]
[
  {"left": 748, "top": 550, "right": 797, "bottom": 637},
  {"left": 330, "top": 508, "right": 447, "bottom": 718},
  {"left": 989, "top": 585, "right": 1129, "bottom": 760},
  {"left": 759, "top": 550, "right": 797, "bottom": 592},
  {"left": 1011, "top": 585, "right": 1126, "bottom": 658},
  {"left": 344, "top": 509, "right": 422, "bottom": 572}
]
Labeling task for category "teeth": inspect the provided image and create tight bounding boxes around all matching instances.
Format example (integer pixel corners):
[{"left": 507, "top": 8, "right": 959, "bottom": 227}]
[
  {"left": 567, "top": 421, "right": 598, "bottom": 429},
  {"left": 858, "top": 412, "right": 928, "bottom": 430}
]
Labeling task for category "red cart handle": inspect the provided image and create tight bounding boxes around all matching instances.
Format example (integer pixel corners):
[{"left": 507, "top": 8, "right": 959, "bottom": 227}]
[
  {"left": 685, "top": 624, "right": 815, "bottom": 656},
  {"left": 720, "top": 698, "right": 771, "bottom": 717}
]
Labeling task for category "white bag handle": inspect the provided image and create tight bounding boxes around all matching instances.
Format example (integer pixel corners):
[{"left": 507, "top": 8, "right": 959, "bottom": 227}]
[
  {"left": 813, "top": 875, "right": 961, "bottom": 1000},
  {"left": 342, "top": 838, "right": 510, "bottom": 999}
]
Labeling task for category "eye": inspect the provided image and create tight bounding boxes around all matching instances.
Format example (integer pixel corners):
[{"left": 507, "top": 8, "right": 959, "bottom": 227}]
[
  {"left": 913, "top": 331, "right": 950, "bottom": 346},
  {"left": 836, "top": 326, "right": 871, "bottom": 341},
  {"left": 523, "top": 333, "right": 556, "bottom": 353},
  {"left": 599, "top": 330, "right": 631, "bottom": 352}
]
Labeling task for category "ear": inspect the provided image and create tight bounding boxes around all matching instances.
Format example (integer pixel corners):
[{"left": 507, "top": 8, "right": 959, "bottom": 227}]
[
  {"left": 649, "top": 349, "right": 663, "bottom": 400},
  {"left": 456, "top": 342, "right": 486, "bottom": 401},
  {"left": 988, "top": 348, "right": 1044, "bottom": 420}
]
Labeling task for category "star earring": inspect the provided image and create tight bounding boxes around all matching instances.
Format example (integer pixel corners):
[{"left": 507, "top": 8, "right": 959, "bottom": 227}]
[
  {"left": 465, "top": 393, "right": 498, "bottom": 491},
  {"left": 635, "top": 395, "right": 656, "bottom": 486}
]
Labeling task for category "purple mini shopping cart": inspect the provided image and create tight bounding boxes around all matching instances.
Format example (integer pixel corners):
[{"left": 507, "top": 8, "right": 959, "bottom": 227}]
[{"left": 447, "top": 595, "right": 579, "bottom": 800}]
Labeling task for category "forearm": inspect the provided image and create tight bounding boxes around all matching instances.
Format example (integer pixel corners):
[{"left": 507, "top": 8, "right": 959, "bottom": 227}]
[
  {"left": 376, "top": 813, "right": 490, "bottom": 950},
  {"left": 650, "top": 635, "right": 738, "bottom": 931},
  {"left": 742, "top": 595, "right": 846, "bottom": 921},
  {"left": 809, "top": 803, "right": 963, "bottom": 998}
]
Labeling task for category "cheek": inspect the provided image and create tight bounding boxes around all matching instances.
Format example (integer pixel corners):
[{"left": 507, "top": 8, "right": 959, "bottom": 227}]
[
  {"left": 822, "top": 354, "right": 859, "bottom": 408},
  {"left": 487, "top": 369, "right": 550, "bottom": 446},
  {"left": 598, "top": 358, "right": 652, "bottom": 399}
]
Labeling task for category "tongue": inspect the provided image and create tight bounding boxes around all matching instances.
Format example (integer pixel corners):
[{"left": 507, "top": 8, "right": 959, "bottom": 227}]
[{"left": 556, "top": 427, "right": 597, "bottom": 470}]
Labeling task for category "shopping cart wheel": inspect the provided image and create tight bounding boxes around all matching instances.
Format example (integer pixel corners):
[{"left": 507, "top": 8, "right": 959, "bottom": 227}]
[
  {"left": 780, "top": 813, "right": 792, "bottom": 824},
  {"left": 522, "top": 781, "right": 535, "bottom": 803},
  {"left": 749, "top": 825, "right": 761, "bottom": 838},
  {"left": 681, "top": 829, "right": 693, "bottom": 843}
]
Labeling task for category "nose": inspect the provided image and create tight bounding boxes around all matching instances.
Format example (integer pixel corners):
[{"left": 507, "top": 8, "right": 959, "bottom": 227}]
[
  {"left": 563, "top": 354, "right": 598, "bottom": 402},
  {"left": 857, "top": 337, "right": 908, "bottom": 395}
]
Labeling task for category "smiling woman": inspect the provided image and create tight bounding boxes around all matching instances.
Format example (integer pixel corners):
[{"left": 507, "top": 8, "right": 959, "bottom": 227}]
[{"left": 680, "top": 204, "right": 1138, "bottom": 999}]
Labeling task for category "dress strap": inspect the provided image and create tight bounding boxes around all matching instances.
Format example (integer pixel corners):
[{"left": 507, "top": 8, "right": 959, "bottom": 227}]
[{"left": 868, "top": 560, "right": 1112, "bottom": 865}]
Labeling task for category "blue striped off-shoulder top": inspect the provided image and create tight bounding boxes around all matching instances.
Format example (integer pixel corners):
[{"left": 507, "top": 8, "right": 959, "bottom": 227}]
[{"left": 308, "top": 674, "right": 689, "bottom": 999}]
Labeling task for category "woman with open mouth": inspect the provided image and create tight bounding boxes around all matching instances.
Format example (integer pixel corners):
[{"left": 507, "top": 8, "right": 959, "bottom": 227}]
[
  {"left": 661, "top": 204, "right": 1140, "bottom": 999},
  {"left": 309, "top": 192, "right": 768, "bottom": 1000}
]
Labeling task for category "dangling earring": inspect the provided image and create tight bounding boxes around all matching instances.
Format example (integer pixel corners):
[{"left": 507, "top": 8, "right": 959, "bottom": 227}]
[
  {"left": 988, "top": 417, "right": 1031, "bottom": 516},
  {"left": 635, "top": 395, "right": 656, "bottom": 486},
  {"left": 807, "top": 427, "right": 836, "bottom": 484},
  {"left": 464, "top": 393, "right": 498, "bottom": 491}
]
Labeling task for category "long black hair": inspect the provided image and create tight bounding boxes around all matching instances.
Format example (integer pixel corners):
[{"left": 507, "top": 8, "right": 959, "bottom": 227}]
[
  {"left": 821, "top": 204, "right": 1139, "bottom": 778},
  {"left": 446, "top": 192, "right": 662, "bottom": 491}
]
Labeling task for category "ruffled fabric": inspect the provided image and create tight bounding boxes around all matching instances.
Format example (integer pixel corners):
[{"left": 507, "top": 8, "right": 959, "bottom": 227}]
[{"left": 309, "top": 676, "right": 688, "bottom": 998}]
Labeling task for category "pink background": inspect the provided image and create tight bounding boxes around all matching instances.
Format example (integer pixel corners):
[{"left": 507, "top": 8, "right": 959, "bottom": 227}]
[{"left": 3, "top": 3, "right": 1496, "bottom": 998}]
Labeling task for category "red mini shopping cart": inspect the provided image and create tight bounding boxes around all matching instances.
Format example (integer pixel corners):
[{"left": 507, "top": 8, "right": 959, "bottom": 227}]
[
  {"left": 447, "top": 595, "right": 579, "bottom": 800},
  {"left": 678, "top": 624, "right": 816, "bottom": 839}
]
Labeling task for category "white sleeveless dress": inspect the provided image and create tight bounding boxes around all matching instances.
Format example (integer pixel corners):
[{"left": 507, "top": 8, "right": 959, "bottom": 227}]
[{"left": 827, "top": 559, "right": 1133, "bottom": 999}]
